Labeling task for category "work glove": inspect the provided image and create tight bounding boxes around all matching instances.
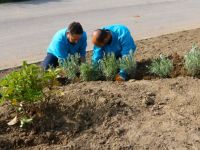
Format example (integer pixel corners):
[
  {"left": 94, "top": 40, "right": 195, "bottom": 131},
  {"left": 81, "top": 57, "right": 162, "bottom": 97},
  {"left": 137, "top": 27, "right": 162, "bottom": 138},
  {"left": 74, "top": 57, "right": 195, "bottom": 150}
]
[{"left": 115, "top": 70, "right": 128, "bottom": 81}]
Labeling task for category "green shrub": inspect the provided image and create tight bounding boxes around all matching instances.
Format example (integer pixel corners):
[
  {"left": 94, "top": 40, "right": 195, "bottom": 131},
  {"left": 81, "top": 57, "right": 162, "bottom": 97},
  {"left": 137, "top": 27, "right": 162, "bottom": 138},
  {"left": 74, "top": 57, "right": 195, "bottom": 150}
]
[
  {"left": 1, "top": 62, "right": 47, "bottom": 104},
  {"left": 80, "top": 63, "right": 101, "bottom": 81},
  {"left": 43, "top": 67, "right": 61, "bottom": 88},
  {"left": 184, "top": 44, "right": 200, "bottom": 76},
  {"left": 0, "top": 61, "right": 58, "bottom": 127},
  {"left": 149, "top": 55, "right": 173, "bottom": 78},
  {"left": 59, "top": 53, "right": 80, "bottom": 81},
  {"left": 100, "top": 53, "right": 119, "bottom": 81},
  {"left": 119, "top": 50, "right": 137, "bottom": 78}
]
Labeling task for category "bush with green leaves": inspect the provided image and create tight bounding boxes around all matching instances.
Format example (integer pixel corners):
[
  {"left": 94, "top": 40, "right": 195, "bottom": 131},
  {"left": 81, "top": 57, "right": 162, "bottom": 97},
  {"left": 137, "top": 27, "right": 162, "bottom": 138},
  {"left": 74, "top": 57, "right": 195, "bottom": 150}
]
[
  {"left": 80, "top": 63, "right": 101, "bottom": 81},
  {"left": 43, "top": 67, "right": 61, "bottom": 88},
  {"left": 119, "top": 50, "right": 137, "bottom": 78},
  {"left": 184, "top": 44, "right": 200, "bottom": 76},
  {"left": 0, "top": 62, "right": 53, "bottom": 104},
  {"left": 100, "top": 53, "right": 119, "bottom": 81},
  {"left": 149, "top": 55, "right": 173, "bottom": 78},
  {"left": 59, "top": 53, "right": 80, "bottom": 81},
  {"left": 0, "top": 61, "right": 58, "bottom": 127}
]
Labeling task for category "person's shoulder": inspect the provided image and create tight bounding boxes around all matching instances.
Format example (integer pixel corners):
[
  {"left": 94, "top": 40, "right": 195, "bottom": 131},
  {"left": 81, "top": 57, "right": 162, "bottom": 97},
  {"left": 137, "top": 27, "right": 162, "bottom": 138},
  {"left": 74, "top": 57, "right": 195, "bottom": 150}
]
[
  {"left": 81, "top": 31, "right": 87, "bottom": 41},
  {"left": 53, "top": 28, "right": 67, "bottom": 40}
]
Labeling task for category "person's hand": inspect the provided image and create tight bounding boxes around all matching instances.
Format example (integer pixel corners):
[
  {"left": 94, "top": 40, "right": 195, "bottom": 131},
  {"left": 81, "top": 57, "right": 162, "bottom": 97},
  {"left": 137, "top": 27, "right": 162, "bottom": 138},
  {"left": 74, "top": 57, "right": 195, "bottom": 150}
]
[
  {"left": 115, "top": 73, "right": 126, "bottom": 81},
  {"left": 115, "top": 70, "right": 129, "bottom": 81}
]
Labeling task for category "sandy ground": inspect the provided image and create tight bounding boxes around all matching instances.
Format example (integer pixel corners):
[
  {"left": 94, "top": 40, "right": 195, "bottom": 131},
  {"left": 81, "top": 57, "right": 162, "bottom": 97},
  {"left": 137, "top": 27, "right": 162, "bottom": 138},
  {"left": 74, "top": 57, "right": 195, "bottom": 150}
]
[{"left": 0, "top": 28, "right": 200, "bottom": 150}]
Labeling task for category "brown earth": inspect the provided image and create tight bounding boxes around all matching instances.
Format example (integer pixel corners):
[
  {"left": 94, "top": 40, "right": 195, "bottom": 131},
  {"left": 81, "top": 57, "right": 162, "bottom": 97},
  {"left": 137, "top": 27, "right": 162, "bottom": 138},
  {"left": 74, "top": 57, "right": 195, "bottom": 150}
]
[{"left": 0, "top": 28, "right": 200, "bottom": 150}]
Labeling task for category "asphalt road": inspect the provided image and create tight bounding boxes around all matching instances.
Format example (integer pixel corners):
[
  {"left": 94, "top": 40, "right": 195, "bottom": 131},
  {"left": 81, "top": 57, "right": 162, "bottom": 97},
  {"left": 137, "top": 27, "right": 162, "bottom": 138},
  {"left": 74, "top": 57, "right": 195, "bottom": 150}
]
[{"left": 1, "top": 0, "right": 200, "bottom": 69}]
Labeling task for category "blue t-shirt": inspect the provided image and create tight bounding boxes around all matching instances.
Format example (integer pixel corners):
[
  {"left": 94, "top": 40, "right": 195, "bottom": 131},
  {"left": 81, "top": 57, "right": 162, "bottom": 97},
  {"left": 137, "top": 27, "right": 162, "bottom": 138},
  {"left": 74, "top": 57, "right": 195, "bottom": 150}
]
[
  {"left": 92, "top": 24, "right": 136, "bottom": 63},
  {"left": 47, "top": 28, "right": 87, "bottom": 59}
]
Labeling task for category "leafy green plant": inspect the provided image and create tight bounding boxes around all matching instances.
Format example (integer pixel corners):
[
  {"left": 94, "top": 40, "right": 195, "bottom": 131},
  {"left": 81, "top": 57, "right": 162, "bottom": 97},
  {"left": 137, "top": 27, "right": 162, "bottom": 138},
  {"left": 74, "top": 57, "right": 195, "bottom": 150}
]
[
  {"left": 80, "top": 63, "right": 101, "bottom": 81},
  {"left": 43, "top": 68, "right": 60, "bottom": 88},
  {"left": 0, "top": 61, "right": 58, "bottom": 127},
  {"left": 100, "top": 53, "right": 119, "bottom": 81},
  {"left": 119, "top": 50, "right": 137, "bottom": 78},
  {"left": 59, "top": 53, "right": 80, "bottom": 81},
  {"left": 1, "top": 62, "right": 44, "bottom": 104},
  {"left": 184, "top": 44, "right": 200, "bottom": 76},
  {"left": 149, "top": 55, "right": 173, "bottom": 78}
]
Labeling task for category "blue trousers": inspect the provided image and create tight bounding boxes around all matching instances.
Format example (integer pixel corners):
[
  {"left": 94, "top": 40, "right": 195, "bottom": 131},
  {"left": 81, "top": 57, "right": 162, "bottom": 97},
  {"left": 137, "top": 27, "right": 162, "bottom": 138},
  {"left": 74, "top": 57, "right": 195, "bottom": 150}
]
[{"left": 42, "top": 53, "right": 59, "bottom": 70}]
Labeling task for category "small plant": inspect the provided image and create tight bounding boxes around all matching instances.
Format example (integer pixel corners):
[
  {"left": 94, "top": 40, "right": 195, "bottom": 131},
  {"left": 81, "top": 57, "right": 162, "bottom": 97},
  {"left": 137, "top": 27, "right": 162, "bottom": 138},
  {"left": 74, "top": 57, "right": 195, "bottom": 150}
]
[
  {"left": 149, "top": 54, "right": 173, "bottom": 78},
  {"left": 100, "top": 53, "right": 119, "bottom": 81},
  {"left": 20, "top": 117, "right": 33, "bottom": 128},
  {"left": 119, "top": 50, "right": 137, "bottom": 78},
  {"left": 43, "top": 68, "right": 60, "bottom": 88},
  {"left": 80, "top": 63, "right": 101, "bottom": 81},
  {"left": 0, "top": 61, "right": 58, "bottom": 127},
  {"left": 59, "top": 53, "right": 80, "bottom": 81},
  {"left": 184, "top": 44, "right": 200, "bottom": 76}
]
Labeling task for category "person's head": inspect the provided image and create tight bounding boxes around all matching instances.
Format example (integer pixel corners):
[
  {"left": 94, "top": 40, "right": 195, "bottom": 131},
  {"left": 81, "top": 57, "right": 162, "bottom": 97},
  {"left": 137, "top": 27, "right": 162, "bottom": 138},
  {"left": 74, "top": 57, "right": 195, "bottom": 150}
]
[
  {"left": 92, "top": 29, "right": 112, "bottom": 47},
  {"left": 67, "top": 22, "right": 83, "bottom": 44}
]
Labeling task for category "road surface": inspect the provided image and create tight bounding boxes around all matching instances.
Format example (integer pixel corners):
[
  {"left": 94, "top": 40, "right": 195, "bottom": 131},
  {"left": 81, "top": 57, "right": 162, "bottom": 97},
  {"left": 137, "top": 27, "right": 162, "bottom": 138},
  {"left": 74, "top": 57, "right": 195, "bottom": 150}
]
[{"left": 1, "top": 0, "right": 200, "bottom": 69}]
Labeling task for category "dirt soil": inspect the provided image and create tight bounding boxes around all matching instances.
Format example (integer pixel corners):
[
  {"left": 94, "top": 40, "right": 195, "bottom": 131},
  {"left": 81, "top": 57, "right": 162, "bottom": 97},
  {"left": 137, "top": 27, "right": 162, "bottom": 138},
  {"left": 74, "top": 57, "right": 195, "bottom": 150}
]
[{"left": 0, "top": 28, "right": 200, "bottom": 150}]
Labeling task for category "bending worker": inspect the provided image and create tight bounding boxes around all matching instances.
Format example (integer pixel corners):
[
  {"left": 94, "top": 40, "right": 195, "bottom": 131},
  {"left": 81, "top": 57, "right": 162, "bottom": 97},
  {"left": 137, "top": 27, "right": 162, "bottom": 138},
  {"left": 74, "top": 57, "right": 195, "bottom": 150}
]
[
  {"left": 42, "top": 22, "right": 87, "bottom": 70},
  {"left": 92, "top": 24, "right": 136, "bottom": 81}
]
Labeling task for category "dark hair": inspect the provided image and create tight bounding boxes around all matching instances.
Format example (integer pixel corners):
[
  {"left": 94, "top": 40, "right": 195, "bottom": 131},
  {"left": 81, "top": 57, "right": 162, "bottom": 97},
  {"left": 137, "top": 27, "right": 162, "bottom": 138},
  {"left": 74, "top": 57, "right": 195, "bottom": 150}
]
[
  {"left": 95, "top": 29, "right": 108, "bottom": 43},
  {"left": 68, "top": 22, "right": 83, "bottom": 35}
]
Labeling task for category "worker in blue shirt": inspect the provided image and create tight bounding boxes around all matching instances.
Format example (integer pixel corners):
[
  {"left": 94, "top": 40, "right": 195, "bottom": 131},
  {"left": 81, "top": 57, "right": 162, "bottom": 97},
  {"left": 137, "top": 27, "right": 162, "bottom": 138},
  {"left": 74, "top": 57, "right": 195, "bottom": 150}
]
[
  {"left": 42, "top": 22, "right": 87, "bottom": 70},
  {"left": 92, "top": 24, "right": 136, "bottom": 81}
]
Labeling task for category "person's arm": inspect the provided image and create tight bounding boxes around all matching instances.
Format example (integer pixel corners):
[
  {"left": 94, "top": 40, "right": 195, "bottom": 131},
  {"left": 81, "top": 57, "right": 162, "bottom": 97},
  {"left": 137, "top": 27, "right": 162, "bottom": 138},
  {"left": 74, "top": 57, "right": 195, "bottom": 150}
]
[
  {"left": 92, "top": 45, "right": 104, "bottom": 64},
  {"left": 115, "top": 31, "right": 136, "bottom": 81}
]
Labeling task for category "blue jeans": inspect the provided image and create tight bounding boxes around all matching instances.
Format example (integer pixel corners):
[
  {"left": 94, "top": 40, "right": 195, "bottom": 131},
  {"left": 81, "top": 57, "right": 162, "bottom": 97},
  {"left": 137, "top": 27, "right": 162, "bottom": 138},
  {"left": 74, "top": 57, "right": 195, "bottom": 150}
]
[{"left": 42, "top": 53, "right": 59, "bottom": 70}]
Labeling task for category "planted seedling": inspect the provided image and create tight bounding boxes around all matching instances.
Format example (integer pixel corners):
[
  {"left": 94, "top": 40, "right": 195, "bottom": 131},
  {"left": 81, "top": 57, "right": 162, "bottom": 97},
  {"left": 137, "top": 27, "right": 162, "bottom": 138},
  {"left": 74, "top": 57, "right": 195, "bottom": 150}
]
[
  {"left": 149, "top": 54, "right": 173, "bottom": 78},
  {"left": 119, "top": 50, "right": 137, "bottom": 78},
  {"left": 80, "top": 63, "right": 101, "bottom": 81},
  {"left": 20, "top": 117, "right": 33, "bottom": 128},
  {"left": 100, "top": 53, "right": 119, "bottom": 81},
  {"left": 59, "top": 53, "right": 80, "bottom": 81},
  {"left": 184, "top": 44, "right": 200, "bottom": 76}
]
